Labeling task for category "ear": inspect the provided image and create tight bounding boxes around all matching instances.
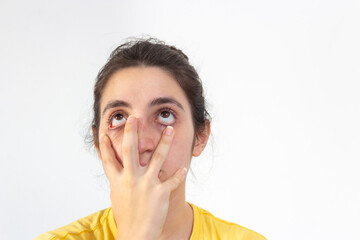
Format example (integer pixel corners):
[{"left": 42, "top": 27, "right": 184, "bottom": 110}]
[
  {"left": 192, "top": 120, "right": 211, "bottom": 157},
  {"left": 92, "top": 126, "right": 101, "bottom": 159}
]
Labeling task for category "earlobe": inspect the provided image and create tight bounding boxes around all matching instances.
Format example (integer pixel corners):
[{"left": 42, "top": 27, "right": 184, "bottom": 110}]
[{"left": 192, "top": 120, "right": 211, "bottom": 157}]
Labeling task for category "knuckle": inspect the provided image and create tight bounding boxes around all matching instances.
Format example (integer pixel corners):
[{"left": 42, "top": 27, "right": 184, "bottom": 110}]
[
  {"left": 99, "top": 141, "right": 107, "bottom": 152},
  {"left": 122, "top": 146, "right": 130, "bottom": 155},
  {"left": 125, "top": 125, "right": 133, "bottom": 133},
  {"left": 168, "top": 180, "right": 178, "bottom": 190},
  {"left": 102, "top": 156, "right": 111, "bottom": 164},
  {"left": 174, "top": 175, "right": 181, "bottom": 183},
  {"left": 143, "top": 173, "right": 152, "bottom": 183},
  {"left": 124, "top": 179, "right": 135, "bottom": 188},
  {"left": 152, "top": 151, "right": 164, "bottom": 162},
  {"left": 125, "top": 121, "right": 135, "bottom": 133},
  {"left": 122, "top": 145, "right": 135, "bottom": 156},
  {"left": 161, "top": 135, "right": 172, "bottom": 145},
  {"left": 121, "top": 175, "right": 136, "bottom": 188},
  {"left": 155, "top": 185, "right": 167, "bottom": 196},
  {"left": 102, "top": 158, "right": 115, "bottom": 171}
]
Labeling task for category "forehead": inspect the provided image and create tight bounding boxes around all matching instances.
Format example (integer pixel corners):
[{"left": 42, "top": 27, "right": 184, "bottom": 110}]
[{"left": 100, "top": 66, "right": 190, "bottom": 112}]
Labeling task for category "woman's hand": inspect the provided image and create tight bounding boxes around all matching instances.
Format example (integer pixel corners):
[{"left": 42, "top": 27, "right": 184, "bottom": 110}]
[{"left": 99, "top": 115, "right": 187, "bottom": 240}]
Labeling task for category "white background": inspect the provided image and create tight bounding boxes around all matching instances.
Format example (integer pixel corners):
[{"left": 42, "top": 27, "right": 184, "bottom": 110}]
[{"left": 1, "top": 0, "right": 359, "bottom": 239}]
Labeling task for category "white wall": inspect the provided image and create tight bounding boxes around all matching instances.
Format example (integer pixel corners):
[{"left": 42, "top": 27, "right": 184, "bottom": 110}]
[{"left": 1, "top": 0, "right": 359, "bottom": 239}]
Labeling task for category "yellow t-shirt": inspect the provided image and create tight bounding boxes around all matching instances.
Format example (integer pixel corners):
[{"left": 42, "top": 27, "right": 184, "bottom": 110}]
[{"left": 35, "top": 203, "right": 266, "bottom": 240}]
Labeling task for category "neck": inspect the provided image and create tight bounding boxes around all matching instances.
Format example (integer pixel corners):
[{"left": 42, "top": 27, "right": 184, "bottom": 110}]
[{"left": 159, "top": 182, "right": 194, "bottom": 240}]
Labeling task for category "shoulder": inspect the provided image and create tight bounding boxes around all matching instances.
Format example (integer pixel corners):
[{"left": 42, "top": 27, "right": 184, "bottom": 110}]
[
  {"left": 189, "top": 203, "right": 267, "bottom": 240},
  {"left": 34, "top": 208, "right": 117, "bottom": 240}
]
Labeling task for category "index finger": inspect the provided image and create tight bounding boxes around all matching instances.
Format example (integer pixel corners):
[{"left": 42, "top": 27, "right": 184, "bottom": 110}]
[{"left": 121, "top": 115, "right": 140, "bottom": 174}]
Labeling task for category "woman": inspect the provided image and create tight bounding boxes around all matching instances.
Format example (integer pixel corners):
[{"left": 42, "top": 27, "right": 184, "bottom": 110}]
[{"left": 36, "top": 39, "right": 266, "bottom": 240}]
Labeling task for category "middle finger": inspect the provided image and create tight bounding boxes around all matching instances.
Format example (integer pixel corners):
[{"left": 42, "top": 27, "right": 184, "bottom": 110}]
[
  {"left": 121, "top": 115, "right": 140, "bottom": 174},
  {"left": 146, "top": 126, "right": 174, "bottom": 178}
]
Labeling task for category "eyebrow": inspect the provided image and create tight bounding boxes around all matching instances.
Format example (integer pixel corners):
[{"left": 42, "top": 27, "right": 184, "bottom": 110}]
[
  {"left": 102, "top": 97, "right": 185, "bottom": 116},
  {"left": 102, "top": 100, "right": 131, "bottom": 116}
]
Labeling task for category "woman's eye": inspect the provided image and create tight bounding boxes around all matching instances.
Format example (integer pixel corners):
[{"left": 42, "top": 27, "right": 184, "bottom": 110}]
[
  {"left": 110, "top": 113, "right": 126, "bottom": 128},
  {"left": 157, "top": 111, "right": 175, "bottom": 125}
]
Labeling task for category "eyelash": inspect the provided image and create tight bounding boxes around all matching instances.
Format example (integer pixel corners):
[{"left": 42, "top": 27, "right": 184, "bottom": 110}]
[
  {"left": 107, "top": 107, "right": 177, "bottom": 129},
  {"left": 155, "top": 107, "right": 177, "bottom": 126},
  {"left": 107, "top": 110, "right": 128, "bottom": 128}
]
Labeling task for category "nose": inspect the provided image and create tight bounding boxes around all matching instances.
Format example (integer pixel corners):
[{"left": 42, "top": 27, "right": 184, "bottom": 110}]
[{"left": 136, "top": 118, "right": 158, "bottom": 167}]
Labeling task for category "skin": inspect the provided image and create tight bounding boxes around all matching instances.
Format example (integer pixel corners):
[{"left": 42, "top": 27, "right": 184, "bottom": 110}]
[{"left": 94, "top": 66, "right": 210, "bottom": 240}]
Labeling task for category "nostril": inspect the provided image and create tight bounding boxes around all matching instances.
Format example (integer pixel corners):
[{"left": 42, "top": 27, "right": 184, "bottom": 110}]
[{"left": 139, "top": 156, "right": 149, "bottom": 167}]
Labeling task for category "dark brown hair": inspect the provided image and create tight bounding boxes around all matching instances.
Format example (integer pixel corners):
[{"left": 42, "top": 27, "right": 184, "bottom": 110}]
[{"left": 90, "top": 38, "right": 211, "bottom": 148}]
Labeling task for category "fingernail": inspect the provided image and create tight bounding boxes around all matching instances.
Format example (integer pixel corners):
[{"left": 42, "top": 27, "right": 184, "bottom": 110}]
[
  {"left": 127, "top": 115, "right": 135, "bottom": 123},
  {"left": 180, "top": 167, "right": 187, "bottom": 176},
  {"left": 165, "top": 126, "right": 173, "bottom": 136}
]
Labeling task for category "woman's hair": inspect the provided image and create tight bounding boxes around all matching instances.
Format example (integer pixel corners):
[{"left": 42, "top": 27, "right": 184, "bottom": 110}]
[{"left": 90, "top": 38, "right": 211, "bottom": 149}]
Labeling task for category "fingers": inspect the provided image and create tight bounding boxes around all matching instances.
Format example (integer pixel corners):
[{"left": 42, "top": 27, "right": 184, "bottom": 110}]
[
  {"left": 99, "top": 133, "right": 122, "bottom": 181},
  {"left": 163, "top": 167, "right": 187, "bottom": 192},
  {"left": 122, "top": 115, "right": 140, "bottom": 173},
  {"left": 147, "top": 126, "right": 174, "bottom": 178}
]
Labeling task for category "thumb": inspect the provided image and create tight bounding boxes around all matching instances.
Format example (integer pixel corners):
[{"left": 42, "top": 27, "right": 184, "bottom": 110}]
[{"left": 163, "top": 168, "right": 187, "bottom": 192}]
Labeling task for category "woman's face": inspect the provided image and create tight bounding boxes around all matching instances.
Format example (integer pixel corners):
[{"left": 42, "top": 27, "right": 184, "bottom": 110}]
[{"left": 96, "top": 66, "right": 199, "bottom": 182}]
